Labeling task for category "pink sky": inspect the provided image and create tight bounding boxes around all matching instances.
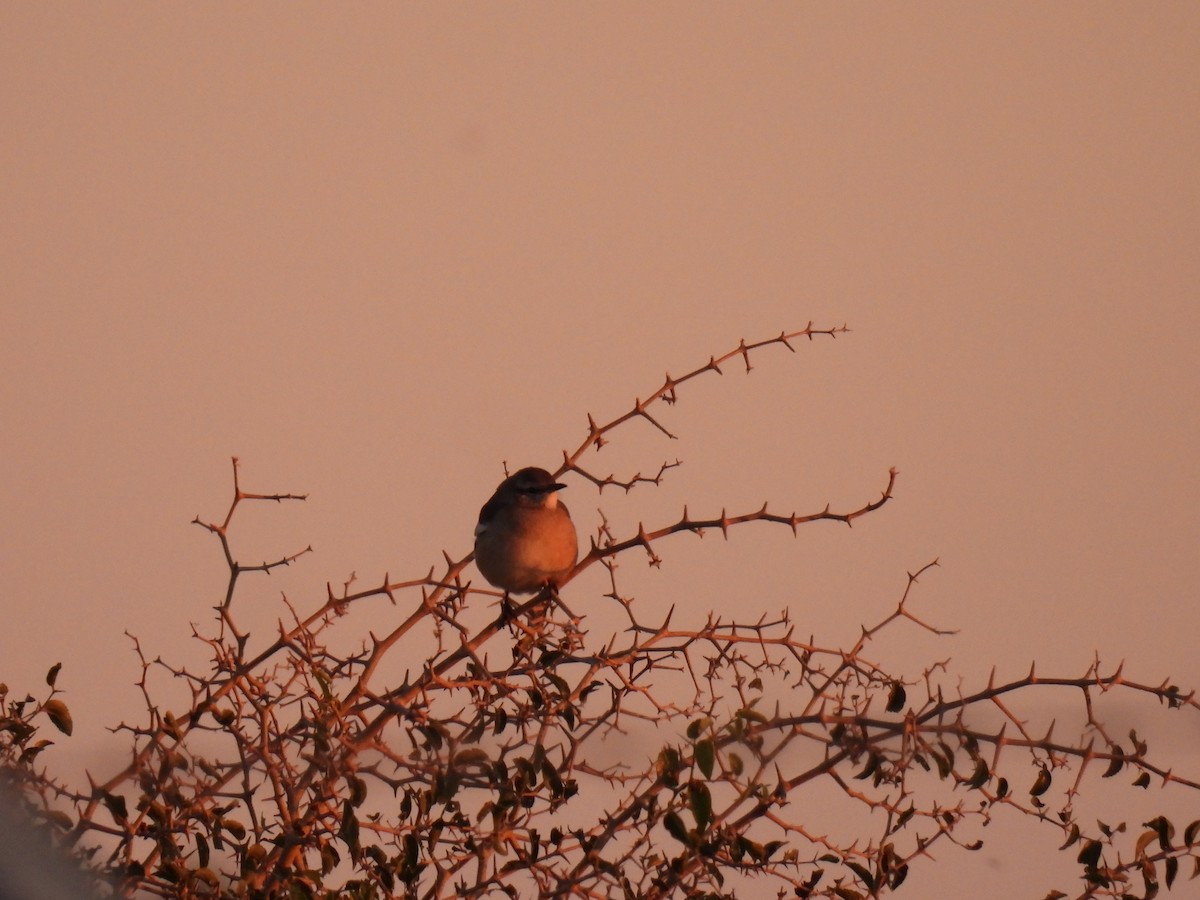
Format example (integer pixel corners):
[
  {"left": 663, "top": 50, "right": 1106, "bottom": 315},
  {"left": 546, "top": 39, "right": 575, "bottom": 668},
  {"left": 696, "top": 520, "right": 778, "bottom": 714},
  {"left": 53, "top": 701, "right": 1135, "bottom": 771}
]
[{"left": 2, "top": 5, "right": 1197, "bottom": 896}]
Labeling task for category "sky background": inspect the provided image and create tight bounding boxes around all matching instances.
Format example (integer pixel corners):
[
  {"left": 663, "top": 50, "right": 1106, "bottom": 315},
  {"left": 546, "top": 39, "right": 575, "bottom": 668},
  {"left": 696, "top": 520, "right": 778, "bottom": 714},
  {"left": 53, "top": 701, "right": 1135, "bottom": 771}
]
[{"left": 2, "top": 5, "right": 1198, "bottom": 896}]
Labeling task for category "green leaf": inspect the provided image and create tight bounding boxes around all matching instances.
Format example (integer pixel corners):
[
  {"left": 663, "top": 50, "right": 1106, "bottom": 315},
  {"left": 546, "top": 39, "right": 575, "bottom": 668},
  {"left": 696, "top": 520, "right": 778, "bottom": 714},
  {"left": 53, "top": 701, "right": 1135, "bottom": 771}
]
[
  {"left": 314, "top": 670, "right": 332, "bottom": 700},
  {"left": 656, "top": 747, "right": 682, "bottom": 787},
  {"left": 45, "top": 663, "right": 62, "bottom": 688},
  {"left": 346, "top": 774, "right": 368, "bottom": 807},
  {"left": 886, "top": 681, "right": 906, "bottom": 713},
  {"left": 846, "top": 860, "right": 876, "bottom": 890},
  {"left": 736, "top": 707, "right": 767, "bottom": 724},
  {"left": 695, "top": 739, "right": 715, "bottom": 780},
  {"left": 663, "top": 811, "right": 690, "bottom": 845},
  {"left": 727, "top": 752, "right": 744, "bottom": 777},
  {"left": 688, "top": 782, "right": 713, "bottom": 831},
  {"left": 320, "top": 842, "right": 339, "bottom": 875}
]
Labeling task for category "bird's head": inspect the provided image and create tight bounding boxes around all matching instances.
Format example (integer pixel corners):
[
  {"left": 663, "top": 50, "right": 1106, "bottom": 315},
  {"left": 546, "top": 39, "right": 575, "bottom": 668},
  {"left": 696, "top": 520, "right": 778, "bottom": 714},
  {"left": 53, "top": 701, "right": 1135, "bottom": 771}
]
[{"left": 505, "top": 467, "right": 567, "bottom": 509}]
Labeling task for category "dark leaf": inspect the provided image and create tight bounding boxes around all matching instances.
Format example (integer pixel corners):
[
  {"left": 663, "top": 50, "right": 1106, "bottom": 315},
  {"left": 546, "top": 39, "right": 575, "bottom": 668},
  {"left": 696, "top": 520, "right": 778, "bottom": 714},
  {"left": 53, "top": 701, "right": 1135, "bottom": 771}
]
[
  {"left": 1059, "top": 823, "right": 1080, "bottom": 850},
  {"left": 43, "top": 699, "right": 72, "bottom": 736},
  {"left": 727, "top": 752, "right": 744, "bottom": 777},
  {"left": 1031, "top": 766, "right": 1052, "bottom": 797},
  {"left": 966, "top": 758, "right": 990, "bottom": 789},
  {"left": 688, "top": 782, "right": 713, "bottom": 831},
  {"left": 695, "top": 739, "right": 715, "bottom": 780},
  {"left": 221, "top": 818, "right": 246, "bottom": 841},
  {"left": 845, "top": 861, "right": 876, "bottom": 890},
  {"left": 663, "top": 811, "right": 690, "bottom": 845},
  {"left": 1185, "top": 820, "right": 1200, "bottom": 847},
  {"left": 19, "top": 744, "right": 53, "bottom": 763},
  {"left": 1145, "top": 815, "right": 1174, "bottom": 851},
  {"left": 855, "top": 752, "right": 880, "bottom": 781},
  {"left": 657, "top": 747, "right": 682, "bottom": 787},
  {"left": 102, "top": 792, "right": 128, "bottom": 824},
  {"left": 347, "top": 774, "right": 367, "bottom": 807},
  {"left": 1102, "top": 747, "right": 1125, "bottom": 778},
  {"left": 1077, "top": 839, "right": 1103, "bottom": 868},
  {"left": 932, "top": 747, "right": 953, "bottom": 780}
]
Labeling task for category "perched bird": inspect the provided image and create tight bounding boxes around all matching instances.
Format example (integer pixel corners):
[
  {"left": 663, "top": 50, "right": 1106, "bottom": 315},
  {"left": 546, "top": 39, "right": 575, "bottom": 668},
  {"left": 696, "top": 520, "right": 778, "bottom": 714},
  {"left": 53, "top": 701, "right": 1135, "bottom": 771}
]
[{"left": 474, "top": 467, "right": 579, "bottom": 594}]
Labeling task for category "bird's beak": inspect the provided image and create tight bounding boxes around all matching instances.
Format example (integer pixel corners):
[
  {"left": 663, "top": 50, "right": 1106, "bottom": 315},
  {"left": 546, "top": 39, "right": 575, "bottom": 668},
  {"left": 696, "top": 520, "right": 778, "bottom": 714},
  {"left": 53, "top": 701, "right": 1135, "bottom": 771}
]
[{"left": 551, "top": 482, "right": 567, "bottom": 492}]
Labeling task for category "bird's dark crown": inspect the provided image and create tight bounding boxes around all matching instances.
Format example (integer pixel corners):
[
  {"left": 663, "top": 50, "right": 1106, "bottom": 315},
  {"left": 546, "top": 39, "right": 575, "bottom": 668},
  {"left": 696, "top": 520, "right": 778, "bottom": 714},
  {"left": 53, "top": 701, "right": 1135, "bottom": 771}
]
[{"left": 508, "top": 467, "right": 562, "bottom": 494}]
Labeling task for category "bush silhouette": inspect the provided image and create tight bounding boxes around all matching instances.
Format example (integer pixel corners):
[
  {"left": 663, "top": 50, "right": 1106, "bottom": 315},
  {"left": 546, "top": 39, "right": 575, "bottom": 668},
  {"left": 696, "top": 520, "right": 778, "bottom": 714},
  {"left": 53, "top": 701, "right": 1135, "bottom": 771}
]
[{"left": 3, "top": 327, "right": 1198, "bottom": 899}]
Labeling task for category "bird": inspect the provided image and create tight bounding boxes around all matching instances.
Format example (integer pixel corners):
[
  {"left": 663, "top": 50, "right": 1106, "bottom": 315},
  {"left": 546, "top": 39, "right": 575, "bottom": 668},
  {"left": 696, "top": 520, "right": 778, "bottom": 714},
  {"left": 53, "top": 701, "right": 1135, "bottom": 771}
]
[{"left": 473, "top": 467, "right": 579, "bottom": 595}]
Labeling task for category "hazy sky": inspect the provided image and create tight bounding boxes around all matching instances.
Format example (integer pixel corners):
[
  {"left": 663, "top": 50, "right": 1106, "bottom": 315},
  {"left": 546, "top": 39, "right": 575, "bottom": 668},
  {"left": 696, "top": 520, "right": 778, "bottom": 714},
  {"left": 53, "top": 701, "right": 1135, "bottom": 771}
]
[{"left": 2, "top": 5, "right": 1197, "bottom": 896}]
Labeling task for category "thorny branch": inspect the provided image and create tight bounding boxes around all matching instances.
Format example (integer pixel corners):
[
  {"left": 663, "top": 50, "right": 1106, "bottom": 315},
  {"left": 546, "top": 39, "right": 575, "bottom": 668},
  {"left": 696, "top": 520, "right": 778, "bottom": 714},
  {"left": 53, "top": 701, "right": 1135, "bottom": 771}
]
[{"left": 2, "top": 328, "right": 1198, "bottom": 900}]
